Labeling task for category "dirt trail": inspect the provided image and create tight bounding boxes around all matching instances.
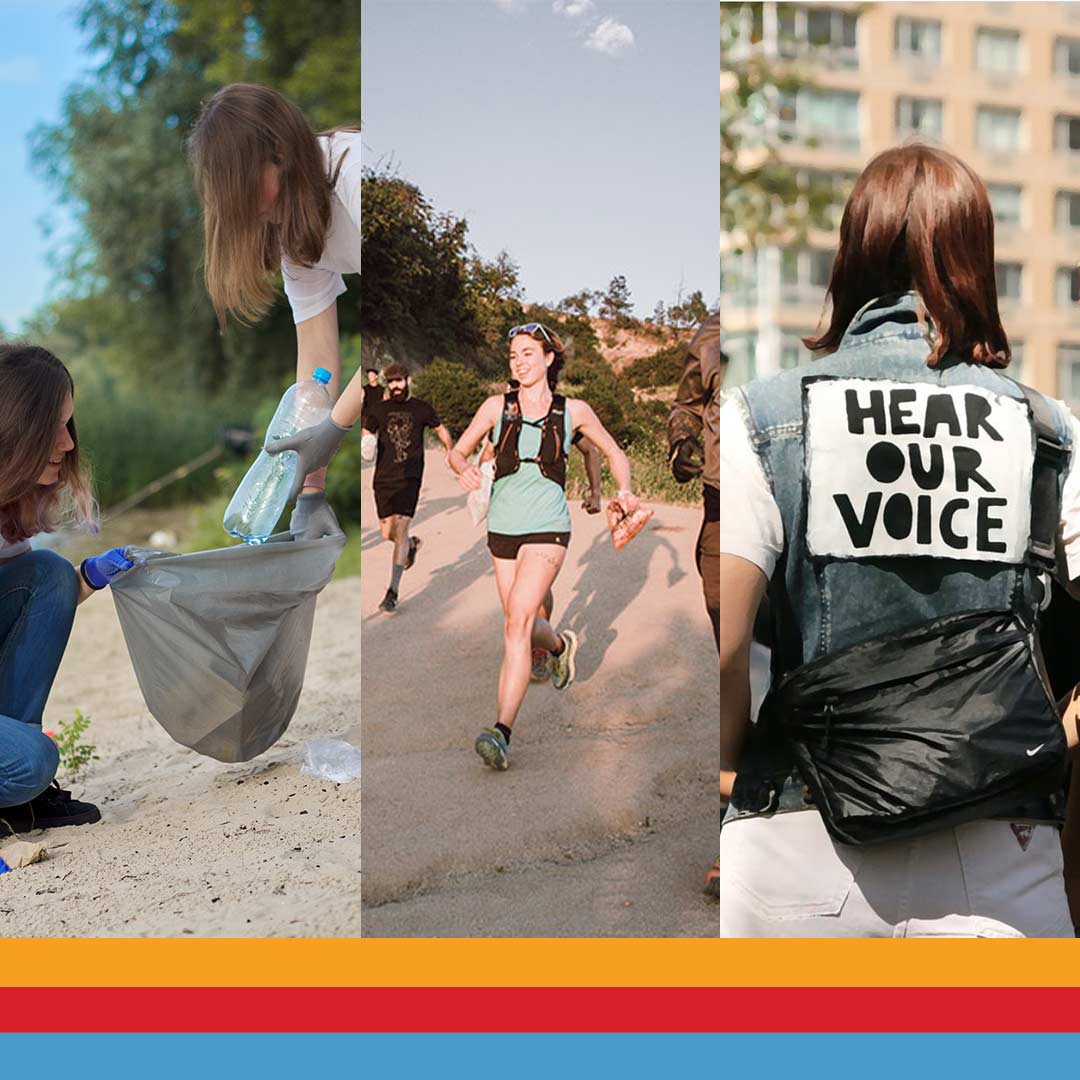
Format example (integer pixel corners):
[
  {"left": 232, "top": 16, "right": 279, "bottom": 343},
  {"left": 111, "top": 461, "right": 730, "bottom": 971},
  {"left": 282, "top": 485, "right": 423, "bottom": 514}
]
[{"left": 361, "top": 451, "right": 722, "bottom": 936}]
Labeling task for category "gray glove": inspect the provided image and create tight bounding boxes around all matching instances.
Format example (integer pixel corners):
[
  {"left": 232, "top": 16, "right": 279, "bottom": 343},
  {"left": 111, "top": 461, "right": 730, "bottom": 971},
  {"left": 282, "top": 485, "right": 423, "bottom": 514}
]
[
  {"left": 266, "top": 414, "right": 351, "bottom": 501},
  {"left": 289, "top": 492, "right": 344, "bottom": 541}
]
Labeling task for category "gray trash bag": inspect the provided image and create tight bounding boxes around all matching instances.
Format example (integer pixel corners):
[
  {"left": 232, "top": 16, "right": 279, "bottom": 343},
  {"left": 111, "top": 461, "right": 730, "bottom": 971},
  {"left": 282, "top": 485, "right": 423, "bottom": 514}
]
[{"left": 110, "top": 532, "right": 345, "bottom": 763}]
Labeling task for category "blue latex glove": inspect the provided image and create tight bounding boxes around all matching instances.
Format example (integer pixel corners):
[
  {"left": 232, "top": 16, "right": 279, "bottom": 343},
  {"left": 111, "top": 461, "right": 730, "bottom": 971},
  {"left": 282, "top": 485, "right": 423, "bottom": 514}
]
[{"left": 80, "top": 547, "right": 134, "bottom": 590}]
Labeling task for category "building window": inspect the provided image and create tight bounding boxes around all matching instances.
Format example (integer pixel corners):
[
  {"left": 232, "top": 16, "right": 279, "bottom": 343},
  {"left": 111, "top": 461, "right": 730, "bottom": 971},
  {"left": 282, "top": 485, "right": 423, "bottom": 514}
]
[
  {"left": 895, "top": 16, "right": 942, "bottom": 63},
  {"left": 1058, "top": 343, "right": 1080, "bottom": 403},
  {"left": 780, "top": 333, "right": 813, "bottom": 370},
  {"left": 895, "top": 96, "right": 943, "bottom": 139},
  {"left": 719, "top": 250, "right": 758, "bottom": 309},
  {"left": 975, "top": 28, "right": 1021, "bottom": 74},
  {"left": 779, "top": 5, "right": 859, "bottom": 68},
  {"left": 724, "top": 332, "right": 757, "bottom": 388},
  {"left": 801, "top": 168, "right": 857, "bottom": 228},
  {"left": 995, "top": 262, "right": 1023, "bottom": 302},
  {"left": 1057, "top": 191, "right": 1080, "bottom": 228},
  {"left": 975, "top": 106, "right": 1022, "bottom": 152},
  {"left": 1056, "top": 114, "right": 1080, "bottom": 153},
  {"left": 1056, "top": 36, "right": 1080, "bottom": 76},
  {"left": 781, "top": 248, "right": 835, "bottom": 304},
  {"left": 778, "top": 89, "right": 861, "bottom": 150},
  {"left": 1009, "top": 340, "right": 1024, "bottom": 384},
  {"left": 988, "top": 183, "right": 1023, "bottom": 225},
  {"left": 1057, "top": 265, "right": 1080, "bottom": 307}
]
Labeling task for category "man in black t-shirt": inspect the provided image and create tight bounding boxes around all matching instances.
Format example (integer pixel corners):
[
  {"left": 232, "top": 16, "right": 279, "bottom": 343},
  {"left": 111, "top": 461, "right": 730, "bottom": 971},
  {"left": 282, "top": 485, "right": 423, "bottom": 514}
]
[{"left": 362, "top": 362, "right": 452, "bottom": 612}]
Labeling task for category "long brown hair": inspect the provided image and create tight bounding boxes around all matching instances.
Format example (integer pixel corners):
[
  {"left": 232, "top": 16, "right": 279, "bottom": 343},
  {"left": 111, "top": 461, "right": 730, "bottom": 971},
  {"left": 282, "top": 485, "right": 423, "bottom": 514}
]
[
  {"left": 805, "top": 144, "right": 1009, "bottom": 367},
  {"left": 0, "top": 344, "right": 96, "bottom": 543},
  {"left": 187, "top": 83, "right": 357, "bottom": 327}
]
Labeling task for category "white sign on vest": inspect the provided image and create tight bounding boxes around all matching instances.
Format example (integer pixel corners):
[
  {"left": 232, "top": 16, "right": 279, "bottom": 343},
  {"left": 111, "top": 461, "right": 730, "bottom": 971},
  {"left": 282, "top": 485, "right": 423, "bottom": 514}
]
[{"left": 805, "top": 378, "right": 1034, "bottom": 562}]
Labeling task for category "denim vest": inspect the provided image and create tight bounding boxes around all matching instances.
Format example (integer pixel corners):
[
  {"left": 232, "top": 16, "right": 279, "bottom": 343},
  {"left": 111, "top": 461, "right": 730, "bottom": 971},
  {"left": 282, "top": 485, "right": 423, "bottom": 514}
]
[{"left": 725, "top": 293, "right": 1072, "bottom": 826}]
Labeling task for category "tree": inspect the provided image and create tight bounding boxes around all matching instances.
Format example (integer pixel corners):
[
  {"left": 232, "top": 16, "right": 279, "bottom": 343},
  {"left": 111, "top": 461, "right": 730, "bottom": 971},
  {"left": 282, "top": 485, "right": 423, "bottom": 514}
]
[
  {"left": 668, "top": 290, "right": 709, "bottom": 329},
  {"left": 598, "top": 275, "right": 634, "bottom": 327},
  {"left": 720, "top": 1, "right": 840, "bottom": 251},
  {"left": 556, "top": 289, "right": 599, "bottom": 319}
]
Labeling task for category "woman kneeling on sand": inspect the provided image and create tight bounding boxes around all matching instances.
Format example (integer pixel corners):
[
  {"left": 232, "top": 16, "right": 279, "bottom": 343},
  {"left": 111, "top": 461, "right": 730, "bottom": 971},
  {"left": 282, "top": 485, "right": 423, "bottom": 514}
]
[
  {"left": 448, "top": 323, "right": 641, "bottom": 771},
  {"left": 0, "top": 344, "right": 133, "bottom": 836}
]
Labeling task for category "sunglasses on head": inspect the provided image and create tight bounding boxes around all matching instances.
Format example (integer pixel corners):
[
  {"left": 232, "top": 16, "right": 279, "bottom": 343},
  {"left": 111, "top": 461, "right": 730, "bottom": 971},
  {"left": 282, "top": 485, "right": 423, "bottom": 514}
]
[{"left": 508, "top": 323, "right": 554, "bottom": 345}]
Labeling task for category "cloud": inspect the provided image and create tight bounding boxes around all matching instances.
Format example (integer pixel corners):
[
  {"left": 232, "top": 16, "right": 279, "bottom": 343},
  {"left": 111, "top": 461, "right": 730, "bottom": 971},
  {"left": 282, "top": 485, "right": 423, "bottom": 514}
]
[
  {"left": 584, "top": 17, "right": 634, "bottom": 56},
  {"left": 0, "top": 57, "right": 40, "bottom": 85},
  {"left": 493, "top": 0, "right": 525, "bottom": 11},
  {"left": 553, "top": 0, "right": 595, "bottom": 16}
]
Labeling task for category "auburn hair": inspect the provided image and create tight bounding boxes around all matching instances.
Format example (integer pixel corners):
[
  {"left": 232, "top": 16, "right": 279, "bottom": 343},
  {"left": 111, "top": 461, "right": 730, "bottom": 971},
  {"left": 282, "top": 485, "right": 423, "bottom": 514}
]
[
  {"left": 805, "top": 144, "right": 1009, "bottom": 367},
  {"left": 187, "top": 83, "right": 357, "bottom": 327},
  {"left": 0, "top": 344, "right": 96, "bottom": 544}
]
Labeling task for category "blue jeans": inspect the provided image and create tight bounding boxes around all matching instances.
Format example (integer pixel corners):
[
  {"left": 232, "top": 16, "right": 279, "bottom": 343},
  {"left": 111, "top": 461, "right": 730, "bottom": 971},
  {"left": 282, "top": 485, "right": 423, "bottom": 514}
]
[{"left": 0, "top": 550, "right": 77, "bottom": 808}]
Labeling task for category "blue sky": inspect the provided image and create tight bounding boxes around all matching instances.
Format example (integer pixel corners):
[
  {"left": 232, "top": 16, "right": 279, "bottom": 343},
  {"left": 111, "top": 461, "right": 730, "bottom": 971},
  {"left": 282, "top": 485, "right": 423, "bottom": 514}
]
[
  {"left": 0, "top": 0, "right": 90, "bottom": 332},
  {"left": 362, "top": 0, "right": 719, "bottom": 316}
]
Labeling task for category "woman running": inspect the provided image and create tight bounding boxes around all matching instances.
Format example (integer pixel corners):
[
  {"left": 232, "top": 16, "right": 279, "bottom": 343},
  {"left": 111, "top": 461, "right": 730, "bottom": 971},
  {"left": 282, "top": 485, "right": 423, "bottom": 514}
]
[
  {"left": 448, "top": 323, "right": 640, "bottom": 770},
  {"left": 187, "top": 83, "right": 360, "bottom": 539},
  {"left": 0, "top": 344, "right": 134, "bottom": 835}
]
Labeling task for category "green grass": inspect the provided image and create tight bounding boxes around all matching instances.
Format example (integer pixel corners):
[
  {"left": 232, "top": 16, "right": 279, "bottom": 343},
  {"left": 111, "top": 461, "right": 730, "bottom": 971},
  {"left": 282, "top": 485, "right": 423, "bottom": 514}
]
[{"left": 565, "top": 437, "right": 702, "bottom": 507}]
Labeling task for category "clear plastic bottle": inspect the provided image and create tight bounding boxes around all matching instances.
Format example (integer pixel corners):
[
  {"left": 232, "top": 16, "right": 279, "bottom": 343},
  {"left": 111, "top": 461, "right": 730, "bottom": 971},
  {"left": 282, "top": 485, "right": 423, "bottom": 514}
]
[{"left": 223, "top": 368, "right": 334, "bottom": 544}]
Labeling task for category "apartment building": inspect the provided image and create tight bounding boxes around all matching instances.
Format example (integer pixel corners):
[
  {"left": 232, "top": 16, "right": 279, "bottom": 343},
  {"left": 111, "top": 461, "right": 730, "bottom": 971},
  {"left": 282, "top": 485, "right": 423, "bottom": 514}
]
[{"left": 721, "top": 0, "right": 1080, "bottom": 405}]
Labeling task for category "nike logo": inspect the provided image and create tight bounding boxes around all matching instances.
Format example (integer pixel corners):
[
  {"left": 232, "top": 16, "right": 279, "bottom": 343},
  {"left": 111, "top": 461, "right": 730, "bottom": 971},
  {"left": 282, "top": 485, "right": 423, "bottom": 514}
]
[{"left": 1026, "top": 744, "right": 1045, "bottom": 757}]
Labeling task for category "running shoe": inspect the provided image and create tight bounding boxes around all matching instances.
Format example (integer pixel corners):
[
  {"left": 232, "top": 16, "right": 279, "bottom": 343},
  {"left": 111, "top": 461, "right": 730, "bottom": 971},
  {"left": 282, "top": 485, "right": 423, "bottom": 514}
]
[
  {"left": 530, "top": 647, "right": 551, "bottom": 683},
  {"left": 405, "top": 536, "right": 422, "bottom": 571},
  {"left": 379, "top": 588, "right": 398, "bottom": 613},
  {"left": 474, "top": 727, "right": 509, "bottom": 770},
  {"left": 550, "top": 629, "right": 579, "bottom": 690},
  {"left": 0, "top": 781, "right": 101, "bottom": 838}
]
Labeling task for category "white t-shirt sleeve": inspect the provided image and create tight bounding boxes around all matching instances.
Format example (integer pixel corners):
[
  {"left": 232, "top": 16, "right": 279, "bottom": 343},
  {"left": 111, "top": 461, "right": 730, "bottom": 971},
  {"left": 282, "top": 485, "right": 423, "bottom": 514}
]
[
  {"left": 718, "top": 396, "right": 785, "bottom": 578},
  {"left": 280, "top": 131, "right": 361, "bottom": 324},
  {"left": 332, "top": 131, "right": 362, "bottom": 239},
  {"left": 281, "top": 258, "right": 348, "bottom": 324},
  {"left": 1057, "top": 410, "right": 1080, "bottom": 582}
]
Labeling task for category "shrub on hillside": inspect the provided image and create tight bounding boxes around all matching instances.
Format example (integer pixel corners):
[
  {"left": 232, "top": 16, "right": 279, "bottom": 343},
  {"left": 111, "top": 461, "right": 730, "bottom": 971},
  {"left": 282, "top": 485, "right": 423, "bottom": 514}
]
[
  {"left": 411, "top": 359, "right": 491, "bottom": 439},
  {"left": 624, "top": 342, "right": 689, "bottom": 389},
  {"left": 563, "top": 353, "right": 641, "bottom": 446}
]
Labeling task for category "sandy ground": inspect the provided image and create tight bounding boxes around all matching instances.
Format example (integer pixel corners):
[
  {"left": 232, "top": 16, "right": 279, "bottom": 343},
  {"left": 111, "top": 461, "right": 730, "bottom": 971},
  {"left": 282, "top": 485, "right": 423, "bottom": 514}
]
[
  {"left": 0, "top": 566, "right": 360, "bottom": 938},
  {"left": 361, "top": 450, "right": 723, "bottom": 936}
]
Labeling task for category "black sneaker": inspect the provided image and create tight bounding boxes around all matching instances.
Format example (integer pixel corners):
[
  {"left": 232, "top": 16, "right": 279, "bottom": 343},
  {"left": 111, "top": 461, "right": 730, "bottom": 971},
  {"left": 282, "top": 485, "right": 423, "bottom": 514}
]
[
  {"left": 0, "top": 781, "right": 101, "bottom": 837},
  {"left": 379, "top": 588, "right": 398, "bottom": 613},
  {"left": 405, "top": 537, "right": 422, "bottom": 571}
]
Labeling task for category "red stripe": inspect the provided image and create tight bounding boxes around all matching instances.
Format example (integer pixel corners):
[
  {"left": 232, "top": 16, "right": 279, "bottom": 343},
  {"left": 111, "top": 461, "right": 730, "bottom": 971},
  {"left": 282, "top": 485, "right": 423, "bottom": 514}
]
[{"left": 1, "top": 987, "right": 1080, "bottom": 1032}]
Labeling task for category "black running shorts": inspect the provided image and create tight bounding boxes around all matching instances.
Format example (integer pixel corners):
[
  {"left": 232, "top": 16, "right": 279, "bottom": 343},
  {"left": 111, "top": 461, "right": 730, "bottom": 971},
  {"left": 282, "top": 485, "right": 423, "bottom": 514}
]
[
  {"left": 374, "top": 478, "right": 422, "bottom": 520},
  {"left": 487, "top": 531, "right": 571, "bottom": 560}
]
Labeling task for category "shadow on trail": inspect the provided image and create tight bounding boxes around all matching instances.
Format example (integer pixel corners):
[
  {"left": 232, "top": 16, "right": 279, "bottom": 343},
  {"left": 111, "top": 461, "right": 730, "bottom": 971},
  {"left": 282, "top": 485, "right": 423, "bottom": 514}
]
[{"left": 558, "top": 522, "right": 691, "bottom": 681}]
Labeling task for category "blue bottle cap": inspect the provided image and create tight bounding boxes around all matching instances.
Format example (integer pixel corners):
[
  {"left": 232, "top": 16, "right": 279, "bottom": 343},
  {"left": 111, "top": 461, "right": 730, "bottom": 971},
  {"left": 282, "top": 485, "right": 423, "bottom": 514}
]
[{"left": 312, "top": 368, "right": 332, "bottom": 385}]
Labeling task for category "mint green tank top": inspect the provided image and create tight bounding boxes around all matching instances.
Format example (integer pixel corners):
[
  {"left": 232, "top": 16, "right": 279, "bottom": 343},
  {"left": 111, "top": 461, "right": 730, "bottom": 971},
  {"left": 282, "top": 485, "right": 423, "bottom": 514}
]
[{"left": 487, "top": 399, "right": 575, "bottom": 536}]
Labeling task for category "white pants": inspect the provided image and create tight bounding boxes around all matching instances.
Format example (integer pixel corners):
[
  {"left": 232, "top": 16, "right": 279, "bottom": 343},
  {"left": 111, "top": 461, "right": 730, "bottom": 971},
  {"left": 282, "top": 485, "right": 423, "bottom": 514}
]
[{"left": 719, "top": 810, "right": 1074, "bottom": 938}]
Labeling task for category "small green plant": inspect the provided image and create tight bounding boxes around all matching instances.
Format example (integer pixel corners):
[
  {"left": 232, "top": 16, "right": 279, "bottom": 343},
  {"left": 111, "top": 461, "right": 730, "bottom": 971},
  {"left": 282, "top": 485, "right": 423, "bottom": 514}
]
[{"left": 47, "top": 710, "right": 100, "bottom": 783}]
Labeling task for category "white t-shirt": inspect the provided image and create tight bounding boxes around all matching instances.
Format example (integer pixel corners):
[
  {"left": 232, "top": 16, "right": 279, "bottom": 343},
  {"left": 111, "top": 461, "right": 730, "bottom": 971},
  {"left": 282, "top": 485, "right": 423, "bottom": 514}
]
[
  {"left": 719, "top": 395, "right": 1080, "bottom": 582},
  {"left": 281, "top": 130, "right": 362, "bottom": 324}
]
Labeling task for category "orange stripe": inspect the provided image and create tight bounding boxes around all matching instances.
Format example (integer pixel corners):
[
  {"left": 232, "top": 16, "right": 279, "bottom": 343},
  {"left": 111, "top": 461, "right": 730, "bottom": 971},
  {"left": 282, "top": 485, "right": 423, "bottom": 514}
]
[{"left": 3, "top": 939, "right": 1080, "bottom": 988}]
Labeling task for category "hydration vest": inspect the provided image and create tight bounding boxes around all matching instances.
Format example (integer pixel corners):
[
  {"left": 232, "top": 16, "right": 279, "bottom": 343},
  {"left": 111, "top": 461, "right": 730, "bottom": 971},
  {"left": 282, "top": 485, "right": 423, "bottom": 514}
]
[{"left": 493, "top": 391, "right": 568, "bottom": 490}]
